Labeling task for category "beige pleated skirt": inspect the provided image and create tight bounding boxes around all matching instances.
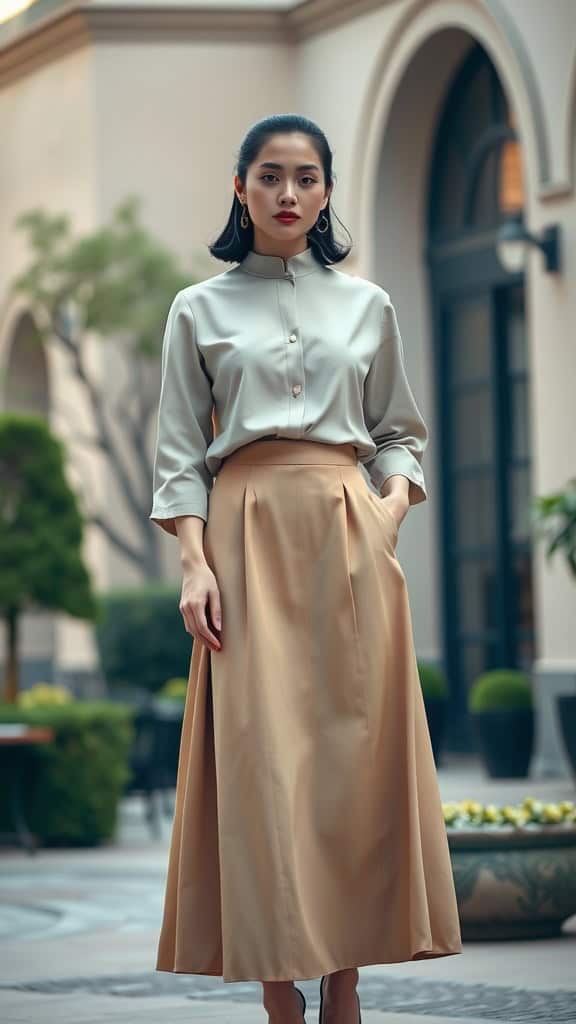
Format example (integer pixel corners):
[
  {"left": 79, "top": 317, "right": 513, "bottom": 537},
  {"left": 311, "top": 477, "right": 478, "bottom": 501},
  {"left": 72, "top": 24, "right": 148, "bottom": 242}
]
[{"left": 155, "top": 438, "right": 462, "bottom": 982}]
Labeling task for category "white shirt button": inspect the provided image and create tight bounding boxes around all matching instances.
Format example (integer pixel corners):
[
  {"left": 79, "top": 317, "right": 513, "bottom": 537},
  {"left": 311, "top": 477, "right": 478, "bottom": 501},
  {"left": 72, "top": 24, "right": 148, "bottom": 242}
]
[
  {"left": 288, "top": 332, "right": 297, "bottom": 343},
  {"left": 291, "top": 384, "right": 302, "bottom": 397}
]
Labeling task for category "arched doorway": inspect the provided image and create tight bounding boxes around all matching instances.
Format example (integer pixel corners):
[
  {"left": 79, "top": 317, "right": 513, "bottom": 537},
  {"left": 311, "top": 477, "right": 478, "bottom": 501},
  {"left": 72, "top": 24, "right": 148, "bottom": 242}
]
[
  {"left": 426, "top": 43, "right": 535, "bottom": 751},
  {"left": 3, "top": 310, "right": 49, "bottom": 416}
]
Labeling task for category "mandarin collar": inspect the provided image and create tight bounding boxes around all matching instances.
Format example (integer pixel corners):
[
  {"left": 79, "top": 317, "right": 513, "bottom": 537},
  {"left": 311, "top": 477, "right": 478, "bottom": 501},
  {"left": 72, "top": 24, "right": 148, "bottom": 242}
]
[{"left": 238, "top": 245, "right": 323, "bottom": 278}]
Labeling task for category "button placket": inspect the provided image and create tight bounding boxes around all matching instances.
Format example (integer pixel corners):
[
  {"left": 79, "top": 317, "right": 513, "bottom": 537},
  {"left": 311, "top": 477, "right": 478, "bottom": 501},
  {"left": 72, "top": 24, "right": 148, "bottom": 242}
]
[{"left": 280, "top": 275, "right": 304, "bottom": 432}]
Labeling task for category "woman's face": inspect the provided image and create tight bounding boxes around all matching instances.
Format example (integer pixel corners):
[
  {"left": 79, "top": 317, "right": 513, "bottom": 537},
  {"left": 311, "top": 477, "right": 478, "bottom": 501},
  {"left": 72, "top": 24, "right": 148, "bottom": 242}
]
[{"left": 234, "top": 132, "right": 332, "bottom": 256}]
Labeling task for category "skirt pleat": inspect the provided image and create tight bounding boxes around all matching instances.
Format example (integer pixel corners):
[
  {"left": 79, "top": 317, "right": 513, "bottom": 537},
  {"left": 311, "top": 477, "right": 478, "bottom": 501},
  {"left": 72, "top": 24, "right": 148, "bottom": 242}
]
[{"left": 155, "top": 438, "right": 462, "bottom": 982}]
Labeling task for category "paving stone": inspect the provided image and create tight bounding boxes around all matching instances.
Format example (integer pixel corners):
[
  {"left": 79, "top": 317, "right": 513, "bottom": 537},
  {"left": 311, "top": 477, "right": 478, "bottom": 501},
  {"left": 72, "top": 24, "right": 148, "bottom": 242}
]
[{"left": 1, "top": 972, "right": 575, "bottom": 1022}]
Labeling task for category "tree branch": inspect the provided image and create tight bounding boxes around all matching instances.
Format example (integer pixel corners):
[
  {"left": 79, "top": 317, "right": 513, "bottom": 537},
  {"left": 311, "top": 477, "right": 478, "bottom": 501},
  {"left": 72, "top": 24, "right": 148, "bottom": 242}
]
[
  {"left": 50, "top": 314, "right": 149, "bottom": 529},
  {"left": 85, "top": 511, "right": 145, "bottom": 566}
]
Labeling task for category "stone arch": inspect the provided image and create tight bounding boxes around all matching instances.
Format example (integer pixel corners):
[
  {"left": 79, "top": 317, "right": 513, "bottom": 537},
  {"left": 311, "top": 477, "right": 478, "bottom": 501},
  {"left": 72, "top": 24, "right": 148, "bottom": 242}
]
[
  {"left": 1, "top": 308, "right": 50, "bottom": 416},
  {"left": 352, "top": 0, "right": 553, "bottom": 259}
]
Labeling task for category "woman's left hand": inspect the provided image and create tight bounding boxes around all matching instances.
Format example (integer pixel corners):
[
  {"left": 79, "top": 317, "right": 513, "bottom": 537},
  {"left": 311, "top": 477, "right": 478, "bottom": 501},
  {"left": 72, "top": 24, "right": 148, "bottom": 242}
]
[{"left": 381, "top": 494, "right": 410, "bottom": 530}]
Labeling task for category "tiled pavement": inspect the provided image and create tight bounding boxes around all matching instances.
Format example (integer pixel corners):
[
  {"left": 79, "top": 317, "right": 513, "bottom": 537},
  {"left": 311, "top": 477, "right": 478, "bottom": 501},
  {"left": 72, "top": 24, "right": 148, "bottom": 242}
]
[{"left": 1, "top": 755, "right": 575, "bottom": 1024}]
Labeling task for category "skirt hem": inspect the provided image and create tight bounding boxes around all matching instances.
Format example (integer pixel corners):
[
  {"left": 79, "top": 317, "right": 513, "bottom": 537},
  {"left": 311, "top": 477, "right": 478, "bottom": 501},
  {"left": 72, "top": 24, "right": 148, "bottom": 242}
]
[{"left": 155, "top": 944, "right": 464, "bottom": 983}]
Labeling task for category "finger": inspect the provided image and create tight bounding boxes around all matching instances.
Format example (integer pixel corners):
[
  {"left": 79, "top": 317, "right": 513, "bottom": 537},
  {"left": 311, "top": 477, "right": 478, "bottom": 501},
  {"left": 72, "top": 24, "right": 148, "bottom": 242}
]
[
  {"left": 194, "top": 605, "right": 221, "bottom": 649},
  {"left": 208, "top": 589, "right": 222, "bottom": 632},
  {"left": 179, "top": 603, "right": 196, "bottom": 636}
]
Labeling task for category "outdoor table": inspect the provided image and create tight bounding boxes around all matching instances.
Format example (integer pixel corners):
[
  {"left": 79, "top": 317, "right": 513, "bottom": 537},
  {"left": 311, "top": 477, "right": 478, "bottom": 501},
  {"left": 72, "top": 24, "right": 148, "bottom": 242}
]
[{"left": 0, "top": 724, "right": 54, "bottom": 854}]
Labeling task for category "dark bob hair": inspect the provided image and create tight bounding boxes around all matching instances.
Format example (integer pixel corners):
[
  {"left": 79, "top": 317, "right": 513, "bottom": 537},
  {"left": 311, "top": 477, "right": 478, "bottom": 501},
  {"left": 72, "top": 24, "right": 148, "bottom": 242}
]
[{"left": 208, "top": 113, "right": 353, "bottom": 267}]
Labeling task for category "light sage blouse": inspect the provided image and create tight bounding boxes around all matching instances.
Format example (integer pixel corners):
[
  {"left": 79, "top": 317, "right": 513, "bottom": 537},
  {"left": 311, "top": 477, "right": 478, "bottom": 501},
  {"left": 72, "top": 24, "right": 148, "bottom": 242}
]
[{"left": 150, "top": 245, "right": 429, "bottom": 536}]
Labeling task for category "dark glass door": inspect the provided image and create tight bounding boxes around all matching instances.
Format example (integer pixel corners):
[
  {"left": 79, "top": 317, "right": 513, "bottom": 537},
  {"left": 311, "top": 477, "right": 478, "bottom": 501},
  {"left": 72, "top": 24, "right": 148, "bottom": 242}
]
[
  {"left": 426, "top": 43, "right": 534, "bottom": 751},
  {"left": 440, "top": 284, "right": 535, "bottom": 748}
]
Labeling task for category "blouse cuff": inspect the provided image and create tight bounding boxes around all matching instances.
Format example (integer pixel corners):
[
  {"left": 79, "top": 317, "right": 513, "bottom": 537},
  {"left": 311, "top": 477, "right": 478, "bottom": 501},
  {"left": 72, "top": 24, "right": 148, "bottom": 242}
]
[
  {"left": 368, "top": 446, "right": 427, "bottom": 505},
  {"left": 150, "top": 500, "right": 208, "bottom": 537}
]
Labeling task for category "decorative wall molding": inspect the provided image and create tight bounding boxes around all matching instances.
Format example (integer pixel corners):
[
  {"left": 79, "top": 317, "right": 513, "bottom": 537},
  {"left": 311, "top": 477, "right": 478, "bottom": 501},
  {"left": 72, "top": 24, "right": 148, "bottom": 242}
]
[
  {"left": 0, "top": 0, "right": 572, "bottom": 196},
  {"left": 0, "top": 5, "right": 291, "bottom": 89},
  {"left": 0, "top": 0, "right": 400, "bottom": 89}
]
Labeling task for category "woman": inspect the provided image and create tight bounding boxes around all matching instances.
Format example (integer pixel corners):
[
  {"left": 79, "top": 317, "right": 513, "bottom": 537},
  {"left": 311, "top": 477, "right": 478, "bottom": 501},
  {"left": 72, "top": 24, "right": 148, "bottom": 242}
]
[{"left": 150, "top": 113, "right": 462, "bottom": 1024}]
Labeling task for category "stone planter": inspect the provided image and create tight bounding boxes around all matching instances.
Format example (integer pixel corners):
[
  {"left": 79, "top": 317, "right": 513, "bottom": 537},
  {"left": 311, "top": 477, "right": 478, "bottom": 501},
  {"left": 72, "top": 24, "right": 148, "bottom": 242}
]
[
  {"left": 448, "top": 825, "right": 576, "bottom": 940},
  {"left": 471, "top": 708, "right": 534, "bottom": 778}
]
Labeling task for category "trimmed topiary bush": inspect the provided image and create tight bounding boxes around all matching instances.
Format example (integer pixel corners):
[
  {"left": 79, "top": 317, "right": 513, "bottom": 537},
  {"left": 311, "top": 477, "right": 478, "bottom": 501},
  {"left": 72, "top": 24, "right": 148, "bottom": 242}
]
[
  {"left": 417, "top": 662, "right": 449, "bottom": 765},
  {"left": 418, "top": 662, "right": 448, "bottom": 700},
  {"left": 469, "top": 669, "right": 533, "bottom": 712}
]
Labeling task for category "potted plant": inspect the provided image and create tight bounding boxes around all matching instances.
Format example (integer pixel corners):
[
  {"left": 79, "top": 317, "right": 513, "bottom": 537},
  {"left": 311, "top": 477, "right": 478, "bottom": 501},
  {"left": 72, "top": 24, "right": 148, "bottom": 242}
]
[
  {"left": 418, "top": 662, "right": 448, "bottom": 764},
  {"left": 469, "top": 669, "right": 534, "bottom": 778},
  {"left": 532, "top": 478, "right": 576, "bottom": 779},
  {"left": 444, "top": 797, "right": 576, "bottom": 939}
]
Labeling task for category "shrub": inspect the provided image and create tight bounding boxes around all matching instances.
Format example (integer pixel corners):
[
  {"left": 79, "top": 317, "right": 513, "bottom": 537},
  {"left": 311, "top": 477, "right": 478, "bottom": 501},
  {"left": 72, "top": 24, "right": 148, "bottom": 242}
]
[
  {"left": 0, "top": 701, "right": 134, "bottom": 845},
  {"left": 469, "top": 669, "right": 533, "bottom": 713},
  {"left": 418, "top": 662, "right": 448, "bottom": 700},
  {"left": 95, "top": 584, "right": 192, "bottom": 694}
]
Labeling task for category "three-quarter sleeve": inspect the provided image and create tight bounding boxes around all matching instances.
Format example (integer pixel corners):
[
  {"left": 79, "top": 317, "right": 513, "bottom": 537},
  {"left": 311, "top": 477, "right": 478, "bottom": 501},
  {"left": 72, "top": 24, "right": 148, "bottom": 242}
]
[
  {"left": 149, "top": 290, "right": 214, "bottom": 536},
  {"left": 362, "top": 292, "right": 429, "bottom": 505}
]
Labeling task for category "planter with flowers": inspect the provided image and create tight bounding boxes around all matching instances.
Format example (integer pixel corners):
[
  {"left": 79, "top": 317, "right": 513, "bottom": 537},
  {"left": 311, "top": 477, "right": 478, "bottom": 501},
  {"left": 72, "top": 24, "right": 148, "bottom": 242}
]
[
  {"left": 469, "top": 669, "right": 534, "bottom": 778},
  {"left": 445, "top": 797, "right": 576, "bottom": 939}
]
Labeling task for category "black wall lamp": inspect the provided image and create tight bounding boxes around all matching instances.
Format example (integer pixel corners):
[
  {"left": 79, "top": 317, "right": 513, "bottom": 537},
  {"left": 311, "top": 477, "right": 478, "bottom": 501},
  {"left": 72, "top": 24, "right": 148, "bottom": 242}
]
[{"left": 496, "top": 212, "right": 562, "bottom": 274}]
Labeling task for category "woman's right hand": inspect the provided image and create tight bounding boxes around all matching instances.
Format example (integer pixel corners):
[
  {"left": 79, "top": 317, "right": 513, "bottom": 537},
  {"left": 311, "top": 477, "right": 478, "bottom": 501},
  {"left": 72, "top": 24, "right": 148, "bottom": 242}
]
[{"left": 179, "top": 561, "right": 222, "bottom": 652}]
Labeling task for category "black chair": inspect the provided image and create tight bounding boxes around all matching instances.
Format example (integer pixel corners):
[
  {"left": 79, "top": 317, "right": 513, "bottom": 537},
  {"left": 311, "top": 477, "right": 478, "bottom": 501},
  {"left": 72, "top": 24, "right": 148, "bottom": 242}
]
[{"left": 124, "top": 699, "right": 184, "bottom": 838}]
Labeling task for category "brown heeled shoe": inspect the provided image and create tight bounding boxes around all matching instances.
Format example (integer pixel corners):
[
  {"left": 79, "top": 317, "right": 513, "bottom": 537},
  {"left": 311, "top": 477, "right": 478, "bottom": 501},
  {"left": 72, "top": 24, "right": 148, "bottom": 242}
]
[{"left": 318, "top": 975, "right": 361, "bottom": 1024}]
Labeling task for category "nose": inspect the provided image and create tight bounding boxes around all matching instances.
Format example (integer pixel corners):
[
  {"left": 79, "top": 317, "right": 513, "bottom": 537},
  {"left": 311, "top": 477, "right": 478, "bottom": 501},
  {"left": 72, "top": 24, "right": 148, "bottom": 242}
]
[{"left": 279, "top": 184, "right": 298, "bottom": 204}]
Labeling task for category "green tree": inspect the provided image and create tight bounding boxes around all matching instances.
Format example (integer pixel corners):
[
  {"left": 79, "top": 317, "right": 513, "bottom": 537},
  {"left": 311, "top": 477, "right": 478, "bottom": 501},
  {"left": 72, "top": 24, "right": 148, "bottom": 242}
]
[
  {"left": 11, "top": 197, "right": 196, "bottom": 579},
  {"left": 0, "top": 415, "right": 100, "bottom": 702}
]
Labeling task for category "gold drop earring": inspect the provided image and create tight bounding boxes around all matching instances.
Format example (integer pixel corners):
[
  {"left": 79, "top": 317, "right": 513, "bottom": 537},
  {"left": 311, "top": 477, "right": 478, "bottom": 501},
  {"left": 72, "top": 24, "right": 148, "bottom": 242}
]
[
  {"left": 316, "top": 212, "right": 329, "bottom": 233},
  {"left": 240, "top": 201, "right": 250, "bottom": 229}
]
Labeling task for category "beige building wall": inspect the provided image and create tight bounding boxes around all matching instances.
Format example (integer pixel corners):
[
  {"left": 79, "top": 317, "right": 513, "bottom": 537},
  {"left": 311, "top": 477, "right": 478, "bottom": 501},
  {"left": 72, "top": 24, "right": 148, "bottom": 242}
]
[
  {"left": 0, "top": 42, "right": 106, "bottom": 687},
  {"left": 0, "top": 0, "right": 574, "bottom": 769}
]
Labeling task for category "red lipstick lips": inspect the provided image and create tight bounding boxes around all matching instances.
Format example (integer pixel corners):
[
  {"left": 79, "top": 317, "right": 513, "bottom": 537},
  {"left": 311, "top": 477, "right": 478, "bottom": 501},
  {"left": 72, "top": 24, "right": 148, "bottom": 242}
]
[{"left": 274, "top": 213, "right": 300, "bottom": 222}]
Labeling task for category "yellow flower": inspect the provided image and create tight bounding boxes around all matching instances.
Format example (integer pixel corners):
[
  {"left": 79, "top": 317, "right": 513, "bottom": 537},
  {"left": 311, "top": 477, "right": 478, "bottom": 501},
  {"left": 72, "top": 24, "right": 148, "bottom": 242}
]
[
  {"left": 501, "top": 806, "right": 528, "bottom": 826},
  {"left": 442, "top": 802, "right": 460, "bottom": 824},
  {"left": 444, "top": 796, "right": 576, "bottom": 829},
  {"left": 501, "top": 805, "right": 516, "bottom": 822},
  {"left": 482, "top": 804, "right": 500, "bottom": 823},
  {"left": 18, "top": 683, "right": 73, "bottom": 707},
  {"left": 460, "top": 799, "right": 483, "bottom": 816},
  {"left": 523, "top": 798, "right": 544, "bottom": 820},
  {"left": 541, "top": 803, "right": 563, "bottom": 823}
]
